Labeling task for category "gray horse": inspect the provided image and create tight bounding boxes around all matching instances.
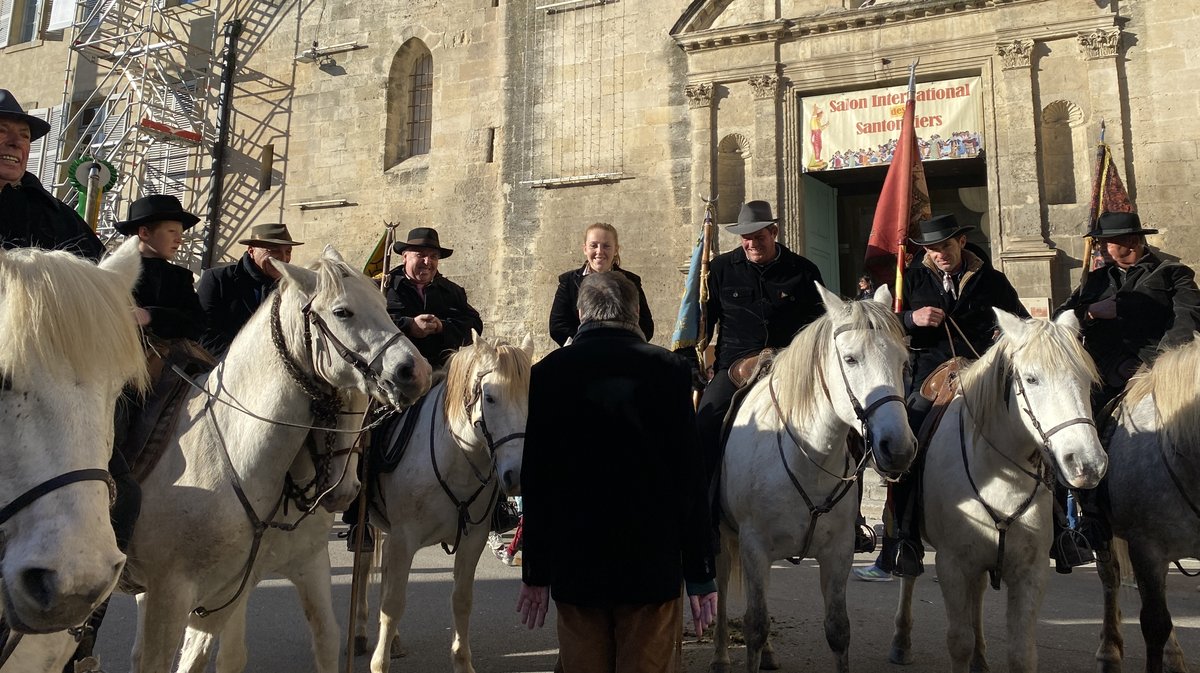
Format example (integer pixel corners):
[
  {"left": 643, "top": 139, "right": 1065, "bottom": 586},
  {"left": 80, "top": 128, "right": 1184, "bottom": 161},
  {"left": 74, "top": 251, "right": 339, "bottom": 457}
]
[{"left": 1096, "top": 337, "right": 1200, "bottom": 673}]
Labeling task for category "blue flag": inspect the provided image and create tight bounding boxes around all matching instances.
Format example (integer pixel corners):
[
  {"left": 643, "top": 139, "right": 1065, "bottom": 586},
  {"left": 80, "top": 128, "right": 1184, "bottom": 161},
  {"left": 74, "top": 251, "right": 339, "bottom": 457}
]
[{"left": 670, "top": 232, "right": 707, "bottom": 351}]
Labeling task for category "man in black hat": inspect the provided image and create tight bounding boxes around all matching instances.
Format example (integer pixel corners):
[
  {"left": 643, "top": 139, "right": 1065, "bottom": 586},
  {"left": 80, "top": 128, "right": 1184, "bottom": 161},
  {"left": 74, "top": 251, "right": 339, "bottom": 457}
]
[
  {"left": 1055, "top": 211, "right": 1200, "bottom": 408},
  {"left": 197, "top": 223, "right": 304, "bottom": 356},
  {"left": 384, "top": 226, "right": 483, "bottom": 369},
  {"left": 118, "top": 194, "right": 205, "bottom": 341},
  {"left": 695, "top": 201, "right": 824, "bottom": 493},
  {"left": 0, "top": 89, "right": 104, "bottom": 259}
]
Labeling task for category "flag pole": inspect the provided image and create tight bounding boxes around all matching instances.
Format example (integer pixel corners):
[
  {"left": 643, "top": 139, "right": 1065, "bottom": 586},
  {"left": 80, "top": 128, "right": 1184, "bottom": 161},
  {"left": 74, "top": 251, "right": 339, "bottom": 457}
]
[
  {"left": 1080, "top": 121, "right": 1107, "bottom": 286},
  {"left": 696, "top": 195, "right": 716, "bottom": 373}
]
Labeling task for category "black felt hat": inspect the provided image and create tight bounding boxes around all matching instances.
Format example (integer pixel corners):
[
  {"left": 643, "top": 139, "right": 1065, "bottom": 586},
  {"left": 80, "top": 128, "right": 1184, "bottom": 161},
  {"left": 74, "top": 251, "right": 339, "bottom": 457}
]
[
  {"left": 908, "top": 213, "right": 975, "bottom": 246},
  {"left": 0, "top": 90, "right": 50, "bottom": 141},
  {"left": 238, "top": 223, "right": 304, "bottom": 246},
  {"left": 115, "top": 195, "right": 200, "bottom": 235},
  {"left": 723, "top": 201, "right": 778, "bottom": 235},
  {"left": 392, "top": 227, "right": 453, "bottom": 259},
  {"left": 1086, "top": 211, "right": 1156, "bottom": 238}
]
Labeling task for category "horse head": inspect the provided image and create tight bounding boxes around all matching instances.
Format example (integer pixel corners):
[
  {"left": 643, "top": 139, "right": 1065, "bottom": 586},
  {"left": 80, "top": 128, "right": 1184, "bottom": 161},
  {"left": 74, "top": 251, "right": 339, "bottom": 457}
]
[
  {"left": 991, "top": 308, "right": 1107, "bottom": 489},
  {"left": 0, "top": 239, "right": 147, "bottom": 633},
  {"left": 816, "top": 283, "right": 917, "bottom": 477},
  {"left": 444, "top": 333, "right": 533, "bottom": 495},
  {"left": 269, "top": 246, "right": 432, "bottom": 510}
]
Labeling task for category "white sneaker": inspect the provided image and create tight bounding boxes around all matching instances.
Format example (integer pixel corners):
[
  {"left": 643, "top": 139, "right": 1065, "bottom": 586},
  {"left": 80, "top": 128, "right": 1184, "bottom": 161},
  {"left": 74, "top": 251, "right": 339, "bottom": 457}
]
[{"left": 487, "top": 531, "right": 505, "bottom": 552}]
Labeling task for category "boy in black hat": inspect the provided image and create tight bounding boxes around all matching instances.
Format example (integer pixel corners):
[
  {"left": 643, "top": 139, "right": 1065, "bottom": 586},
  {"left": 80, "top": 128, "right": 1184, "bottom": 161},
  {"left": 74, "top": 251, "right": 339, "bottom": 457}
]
[
  {"left": 1056, "top": 211, "right": 1200, "bottom": 408},
  {"left": 0, "top": 89, "right": 104, "bottom": 259},
  {"left": 117, "top": 194, "right": 205, "bottom": 341}
]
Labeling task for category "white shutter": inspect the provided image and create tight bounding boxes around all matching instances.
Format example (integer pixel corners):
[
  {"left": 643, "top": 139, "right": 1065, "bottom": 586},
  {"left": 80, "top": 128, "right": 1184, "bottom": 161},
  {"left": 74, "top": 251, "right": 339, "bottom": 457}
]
[
  {"left": 0, "top": 0, "right": 16, "bottom": 48},
  {"left": 46, "top": 0, "right": 73, "bottom": 32},
  {"left": 38, "top": 104, "right": 63, "bottom": 191},
  {"left": 25, "top": 107, "right": 47, "bottom": 183}
]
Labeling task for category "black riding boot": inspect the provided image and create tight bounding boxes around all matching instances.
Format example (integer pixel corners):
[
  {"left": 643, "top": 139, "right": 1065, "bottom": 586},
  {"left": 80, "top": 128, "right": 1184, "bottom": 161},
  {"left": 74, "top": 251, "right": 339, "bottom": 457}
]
[{"left": 1049, "top": 482, "right": 1095, "bottom": 573}]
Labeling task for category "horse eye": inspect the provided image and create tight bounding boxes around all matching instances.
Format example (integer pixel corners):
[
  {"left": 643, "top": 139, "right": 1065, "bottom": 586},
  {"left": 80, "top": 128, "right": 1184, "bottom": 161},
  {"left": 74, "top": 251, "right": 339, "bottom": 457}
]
[
  {"left": 1024, "top": 375, "right": 1039, "bottom": 385},
  {"left": 485, "top": 394, "right": 496, "bottom": 404},
  {"left": 843, "top": 355, "right": 858, "bottom": 365},
  {"left": 332, "top": 307, "right": 354, "bottom": 319}
]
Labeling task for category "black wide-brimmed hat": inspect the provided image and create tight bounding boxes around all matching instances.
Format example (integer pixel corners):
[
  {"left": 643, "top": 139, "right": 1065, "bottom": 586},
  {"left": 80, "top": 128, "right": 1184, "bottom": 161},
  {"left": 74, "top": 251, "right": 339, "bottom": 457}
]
[
  {"left": 0, "top": 89, "right": 50, "bottom": 141},
  {"left": 115, "top": 194, "right": 200, "bottom": 235},
  {"left": 238, "top": 223, "right": 304, "bottom": 247},
  {"left": 724, "top": 201, "right": 778, "bottom": 235},
  {"left": 1086, "top": 211, "right": 1157, "bottom": 238},
  {"left": 908, "top": 213, "right": 975, "bottom": 246},
  {"left": 393, "top": 227, "right": 453, "bottom": 259}
]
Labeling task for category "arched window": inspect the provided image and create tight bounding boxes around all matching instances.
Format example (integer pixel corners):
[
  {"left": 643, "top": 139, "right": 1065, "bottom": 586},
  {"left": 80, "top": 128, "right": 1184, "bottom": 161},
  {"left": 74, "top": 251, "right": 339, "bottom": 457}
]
[{"left": 385, "top": 39, "right": 432, "bottom": 170}]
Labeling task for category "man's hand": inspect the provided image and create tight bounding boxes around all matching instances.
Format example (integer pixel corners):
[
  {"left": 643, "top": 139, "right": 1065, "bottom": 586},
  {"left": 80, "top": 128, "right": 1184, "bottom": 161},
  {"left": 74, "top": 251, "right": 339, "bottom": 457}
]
[
  {"left": 689, "top": 592, "right": 718, "bottom": 636},
  {"left": 516, "top": 583, "right": 549, "bottom": 629},
  {"left": 1087, "top": 297, "right": 1117, "bottom": 320},
  {"left": 911, "top": 306, "right": 946, "bottom": 328},
  {"left": 410, "top": 313, "right": 444, "bottom": 338}
]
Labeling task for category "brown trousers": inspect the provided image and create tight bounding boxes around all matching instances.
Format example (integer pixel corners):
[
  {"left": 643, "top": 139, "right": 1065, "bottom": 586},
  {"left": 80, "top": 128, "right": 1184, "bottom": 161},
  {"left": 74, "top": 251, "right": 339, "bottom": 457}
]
[{"left": 555, "top": 598, "right": 682, "bottom": 673}]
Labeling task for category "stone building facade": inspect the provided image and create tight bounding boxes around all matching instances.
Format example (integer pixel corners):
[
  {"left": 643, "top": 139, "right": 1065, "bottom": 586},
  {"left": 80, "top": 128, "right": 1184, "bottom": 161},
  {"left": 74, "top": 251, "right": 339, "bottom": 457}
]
[{"left": 4, "top": 0, "right": 1198, "bottom": 353}]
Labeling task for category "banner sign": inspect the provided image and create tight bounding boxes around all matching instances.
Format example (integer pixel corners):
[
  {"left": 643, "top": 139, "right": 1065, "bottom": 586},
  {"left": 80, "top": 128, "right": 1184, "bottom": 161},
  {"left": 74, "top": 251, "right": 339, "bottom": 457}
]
[{"left": 801, "top": 77, "right": 984, "bottom": 172}]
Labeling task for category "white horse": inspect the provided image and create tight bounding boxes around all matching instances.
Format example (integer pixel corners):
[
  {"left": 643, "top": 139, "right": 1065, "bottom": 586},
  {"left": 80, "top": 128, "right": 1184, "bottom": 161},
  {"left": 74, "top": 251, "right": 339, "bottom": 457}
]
[
  {"left": 1096, "top": 337, "right": 1200, "bottom": 673},
  {"left": 350, "top": 336, "right": 532, "bottom": 673},
  {"left": 712, "top": 284, "right": 917, "bottom": 673},
  {"left": 0, "top": 239, "right": 147, "bottom": 671},
  {"left": 122, "top": 247, "right": 431, "bottom": 673},
  {"left": 889, "top": 309, "right": 1108, "bottom": 673}
]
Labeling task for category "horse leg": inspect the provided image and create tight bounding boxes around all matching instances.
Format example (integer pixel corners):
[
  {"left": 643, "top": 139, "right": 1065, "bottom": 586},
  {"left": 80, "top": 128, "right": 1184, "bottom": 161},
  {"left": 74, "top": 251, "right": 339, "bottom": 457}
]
[
  {"left": 710, "top": 528, "right": 735, "bottom": 673},
  {"left": 287, "top": 548, "right": 340, "bottom": 673},
  {"left": 1004, "top": 562, "right": 1046, "bottom": 673},
  {"left": 1164, "top": 628, "right": 1188, "bottom": 673},
  {"left": 371, "top": 537, "right": 414, "bottom": 673},
  {"left": 352, "top": 547, "right": 375, "bottom": 656},
  {"left": 449, "top": 532, "right": 487, "bottom": 673},
  {"left": 1096, "top": 548, "right": 1125, "bottom": 673},
  {"left": 889, "top": 575, "right": 917, "bottom": 665},
  {"left": 131, "top": 586, "right": 197, "bottom": 673},
  {"left": 966, "top": 568, "right": 989, "bottom": 673},
  {"left": 935, "top": 559, "right": 985, "bottom": 673},
  {"left": 177, "top": 622, "right": 220, "bottom": 673},
  {"left": 1128, "top": 542, "right": 1173, "bottom": 673},
  {"left": 817, "top": 549, "right": 852, "bottom": 673},
  {"left": 739, "top": 538, "right": 772, "bottom": 673}
]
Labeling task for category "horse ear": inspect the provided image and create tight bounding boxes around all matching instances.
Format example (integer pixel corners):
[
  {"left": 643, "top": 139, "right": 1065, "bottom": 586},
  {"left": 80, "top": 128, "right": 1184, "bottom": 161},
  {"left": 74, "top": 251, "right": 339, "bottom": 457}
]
[
  {"left": 322, "top": 245, "right": 346, "bottom": 263},
  {"left": 993, "top": 307, "right": 1027, "bottom": 338},
  {"left": 99, "top": 237, "right": 143, "bottom": 293},
  {"left": 1053, "top": 309, "right": 1081, "bottom": 333},
  {"left": 872, "top": 284, "right": 894, "bottom": 307},
  {"left": 271, "top": 259, "right": 318, "bottom": 295},
  {"left": 815, "top": 281, "right": 846, "bottom": 314},
  {"left": 520, "top": 334, "right": 535, "bottom": 357}
]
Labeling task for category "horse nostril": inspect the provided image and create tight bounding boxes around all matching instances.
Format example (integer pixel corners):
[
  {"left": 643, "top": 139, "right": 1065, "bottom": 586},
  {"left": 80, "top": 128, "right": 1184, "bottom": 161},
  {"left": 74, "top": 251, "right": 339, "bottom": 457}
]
[
  {"left": 397, "top": 363, "right": 414, "bottom": 380},
  {"left": 20, "top": 567, "right": 57, "bottom": 609}
]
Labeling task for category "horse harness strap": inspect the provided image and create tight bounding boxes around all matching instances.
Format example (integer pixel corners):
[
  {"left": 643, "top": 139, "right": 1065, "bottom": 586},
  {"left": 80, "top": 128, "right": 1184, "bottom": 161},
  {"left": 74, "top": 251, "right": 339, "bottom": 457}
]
[
  {"left": 301, "top": 296, "right": 407, "bottom": 390},
  {"left": 428, "top": 386, "right": 501, "bottom": 556},
  {"left": 0, "top": 469, "right": 114, "bottom": 528},
  {"left": 775, "top": 429, "right": 865, "bottom": 562}
]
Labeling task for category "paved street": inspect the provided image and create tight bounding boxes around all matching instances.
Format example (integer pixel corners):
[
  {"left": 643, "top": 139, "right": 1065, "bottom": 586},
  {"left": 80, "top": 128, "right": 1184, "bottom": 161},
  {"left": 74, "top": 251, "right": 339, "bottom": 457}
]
[{"left": 92, "top": 526, "right": 1200, "bottom": 672}]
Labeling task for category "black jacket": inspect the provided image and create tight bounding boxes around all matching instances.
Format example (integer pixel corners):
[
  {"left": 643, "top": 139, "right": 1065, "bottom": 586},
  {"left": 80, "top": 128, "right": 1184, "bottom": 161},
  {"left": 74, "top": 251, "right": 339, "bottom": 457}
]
[
  {"left": 1055, "top": 251, "right": 1200, "bottom": 375},
  {"left": 901, "top": 251, "right": 1026, "bottom": 387},
  {"left": 521, "top": 324, "right": 715, "bottom": 607},
  {"left": 135, "top": 256, "right": 205, "bottom": 341},
  {"left": 548, "top": 265, "right": 654, "bottom": 346},
  {"left": 0, "top": 172, "right": 104, "bottom": 260},
  {"left": 384, "top": 269, "right": 483, "bottom": 368},
  {"left": 197, "top": 254, "right": 275, "bottom": 357},
  {"left": 704, "top": 244, "right": 824, "bottom": 371}
]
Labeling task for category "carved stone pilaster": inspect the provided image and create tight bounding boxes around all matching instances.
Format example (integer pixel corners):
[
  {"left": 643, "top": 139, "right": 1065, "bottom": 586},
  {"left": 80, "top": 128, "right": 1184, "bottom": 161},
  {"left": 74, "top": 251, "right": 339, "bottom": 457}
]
[
  {"left": 997, "top": 39, "right": 1034, "bottom": 71},
  {"left": 748, "top": 74, "right": 780, "bottom": 101},
  {"left": 1078, "top": 28, "right": 1120, "bottom": 60},
  {"left": 685, "top": 82, "right": 714, "bottom": 109}
]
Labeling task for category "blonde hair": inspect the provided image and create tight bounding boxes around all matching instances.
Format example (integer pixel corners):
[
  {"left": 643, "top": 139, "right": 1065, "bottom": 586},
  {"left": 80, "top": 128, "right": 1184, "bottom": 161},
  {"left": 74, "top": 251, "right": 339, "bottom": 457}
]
[
  {"left": 443, "top": 337, "right": 533, "bottom": 431},
  {"left": 583, "top": 222, "right": 621, "bottom": 269}
]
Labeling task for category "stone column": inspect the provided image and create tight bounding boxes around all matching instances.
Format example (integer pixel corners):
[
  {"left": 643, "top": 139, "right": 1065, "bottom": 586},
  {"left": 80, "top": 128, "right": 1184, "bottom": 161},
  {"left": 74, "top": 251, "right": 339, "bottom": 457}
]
[
  {"left": 686, "top": 82, "right": 716, "bottom": 232},
  {"left": 993, "top": 38, "right": 1056, "bottom": 303},
  {"left": 1078, "top": 28, "right": 1126, "bottom": 179},
  {"left": 749, "top": 74, "right": 781, "bottom": 209}
]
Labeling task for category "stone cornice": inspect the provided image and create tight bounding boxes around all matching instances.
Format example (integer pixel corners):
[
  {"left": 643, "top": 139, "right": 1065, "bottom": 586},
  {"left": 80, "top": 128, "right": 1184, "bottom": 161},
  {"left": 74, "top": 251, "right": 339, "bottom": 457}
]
[{"left": 672, "top": 0, "right": 1033, "bottom": 52}]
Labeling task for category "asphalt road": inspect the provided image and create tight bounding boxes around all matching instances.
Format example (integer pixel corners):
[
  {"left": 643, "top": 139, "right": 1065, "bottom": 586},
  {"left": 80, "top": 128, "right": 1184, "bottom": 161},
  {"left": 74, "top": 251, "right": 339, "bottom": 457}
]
[{"left": 90, "top": 527, "right": 1200, "bottom": 672}]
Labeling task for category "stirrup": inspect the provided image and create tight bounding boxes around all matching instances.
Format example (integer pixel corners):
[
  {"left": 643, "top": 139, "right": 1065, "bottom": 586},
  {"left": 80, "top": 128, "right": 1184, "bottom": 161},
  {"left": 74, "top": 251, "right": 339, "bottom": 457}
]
[
  {"left": 854, "top": 523, "right": 877, "bottom": 554},
  {"left": 893, "top": 539, "right": 925, "bottom": 578},
  {"left": 1052, "top": 528, "right": 1094, "bottom": 573}
]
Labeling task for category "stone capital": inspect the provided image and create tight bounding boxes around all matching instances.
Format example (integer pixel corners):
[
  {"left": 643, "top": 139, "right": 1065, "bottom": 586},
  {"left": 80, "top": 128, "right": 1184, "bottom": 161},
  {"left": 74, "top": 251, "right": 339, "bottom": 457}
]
[
  {"left": 748, "top": 74, "right": 780, "bottom": 101},
  {"left": 996, "top": 39, "right": 1035, "bottom": 71},
  {"left": 1077, "top": 28, "right": 1120, "bottom": 60},
  {"left": 685, "top": 82, "right": 714, "bottom": 109}
]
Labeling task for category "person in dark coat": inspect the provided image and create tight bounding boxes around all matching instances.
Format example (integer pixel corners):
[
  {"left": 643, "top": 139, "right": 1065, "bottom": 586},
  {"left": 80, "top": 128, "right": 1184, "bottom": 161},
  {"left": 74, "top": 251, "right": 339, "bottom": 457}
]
[
  {"left": 384, "top": 226, "right": 482, "bottom": 369},
  {"left": 549, "top": 222, "right": 653, "bottom": 346},
  {"left": 517, "top": 272, "right": 717, "bottom": 670},
  {"left": 197, "top": 223, "right": 304, "bottom": 357},
  {"left": 0, "top": 89, "right": 103, "bottom": 259},
  {"left": 117, "top": 194, "right": 205, "bottom": 341},
  {"left": 695, "top": 201, "right": 824, "bottom": 489},
  {"left": 1055, "top": 211, "right": 1200, "bottom": 409}
]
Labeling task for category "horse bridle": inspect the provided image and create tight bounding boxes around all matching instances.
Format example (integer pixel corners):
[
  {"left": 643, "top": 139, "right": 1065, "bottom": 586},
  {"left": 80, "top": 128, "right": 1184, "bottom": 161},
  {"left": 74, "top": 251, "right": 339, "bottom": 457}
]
[
  {"left": 816, "top": 324, "right": 906, "bottom": 470},
  {"left": 300, "top": 296, "right": 408, "bottom": 394}
]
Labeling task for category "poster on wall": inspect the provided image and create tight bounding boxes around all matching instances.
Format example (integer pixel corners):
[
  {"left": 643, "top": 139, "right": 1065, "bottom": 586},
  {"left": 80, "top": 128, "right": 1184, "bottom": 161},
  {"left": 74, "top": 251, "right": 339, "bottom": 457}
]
[{"left": 801, "top": 77, "right": 984, "bottom": 172}]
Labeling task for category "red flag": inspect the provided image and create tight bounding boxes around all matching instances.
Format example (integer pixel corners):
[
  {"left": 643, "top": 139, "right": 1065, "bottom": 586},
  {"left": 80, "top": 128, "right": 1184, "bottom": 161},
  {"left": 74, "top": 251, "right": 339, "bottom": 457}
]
[
  {"left": 865, "top": 64, "right": 931, "bottom": 311},
  {"left": 1081, "top": 129, "right": 1133, "bottom": 281}
]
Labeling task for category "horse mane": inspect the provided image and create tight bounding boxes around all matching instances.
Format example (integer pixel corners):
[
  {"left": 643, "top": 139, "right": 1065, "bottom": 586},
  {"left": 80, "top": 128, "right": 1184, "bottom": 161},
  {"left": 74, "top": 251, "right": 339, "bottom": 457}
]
[
  {"left": 1126, "top": 335, "right": 1200, "bottom": 451},
  {"left": 0, "top": 247, "right": 147, "bottom": 390},
  {"left": 443, "top": 337, "right": 533, "bottom": 429},
  {"left": 771, "top": 298, "right": 905, "bottom": 427},
  {"left": 959, "top": 318, "right": 1099, "bottom": 433},
  {"left": 305, "top": 255, "right": 389, "bottom": 312}
]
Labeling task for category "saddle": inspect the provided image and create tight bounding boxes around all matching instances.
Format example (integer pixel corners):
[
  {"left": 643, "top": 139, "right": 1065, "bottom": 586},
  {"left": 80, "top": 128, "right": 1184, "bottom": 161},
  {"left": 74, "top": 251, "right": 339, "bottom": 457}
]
[
  {"left": 916, "top": 357, "right": 971, "bottom": 448},
  {"left": 728, "top": 348, "right": 778, "bottom": 389},
  {"left": 118, "top": 338, "right": 216, "bottom": 483},
  {"left": 369, "top": 393, "right": 429, "bottom": 475}
]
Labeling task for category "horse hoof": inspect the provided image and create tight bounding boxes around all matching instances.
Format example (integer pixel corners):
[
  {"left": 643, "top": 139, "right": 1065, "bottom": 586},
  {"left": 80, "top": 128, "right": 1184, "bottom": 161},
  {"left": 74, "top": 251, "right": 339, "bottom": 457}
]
[
  {"left": 889, "top": 646, "right": 913, "bottom": 665},
  {"left": 760, "top": 650, "right": 781, "bottom": 670},
  {"left": 389, "top": 636, "right": 406, "bottom": 659},
  {"left": 708, "top": 662, "right": 731, "bottom": 673},
  {"left": 969, "top": 660, "right": 990, "bottom": 673},
  {"left": 353, "top": 635, "right": 369, "bottom": 656}
]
